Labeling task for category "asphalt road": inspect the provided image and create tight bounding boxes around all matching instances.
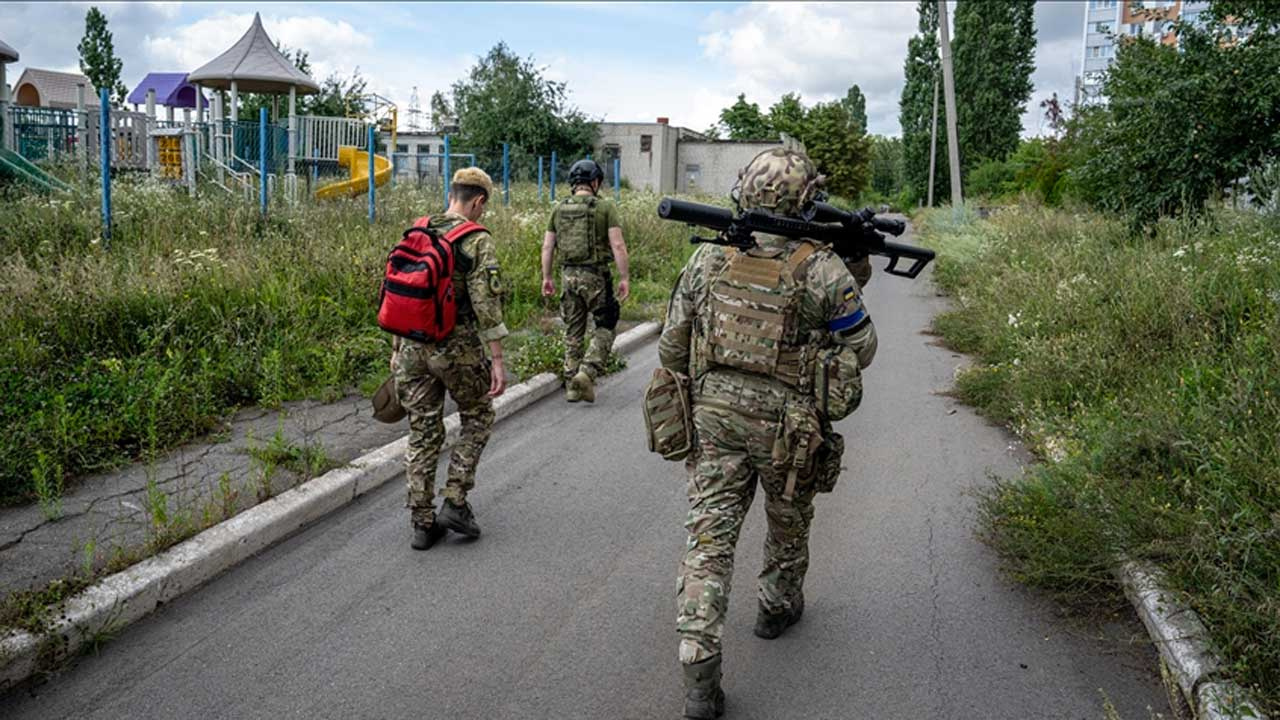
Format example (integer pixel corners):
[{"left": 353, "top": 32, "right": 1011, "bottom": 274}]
[{"left": 1, "top": 255, "right": 1170, "bottom": 719}]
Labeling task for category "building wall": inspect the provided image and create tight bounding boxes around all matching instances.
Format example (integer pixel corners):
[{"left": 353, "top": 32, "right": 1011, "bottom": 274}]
[
  {"left": 595, "top": 122, "right": 679, "bottom": 192},
  {"left": 1079, "top": 0, "right": 1211, "bottom": 104},
  {"left": 675, "top": 140, "right": 788, "bottom": 197}
]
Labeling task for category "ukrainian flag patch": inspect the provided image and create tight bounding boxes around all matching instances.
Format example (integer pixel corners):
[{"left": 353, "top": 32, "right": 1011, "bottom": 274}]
[{"left": 843, "top": 286, "right": 858, "bottom": 301}]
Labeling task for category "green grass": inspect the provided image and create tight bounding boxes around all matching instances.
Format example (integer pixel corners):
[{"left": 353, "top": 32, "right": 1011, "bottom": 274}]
[
  {"left": 918, "top": 203, "right": 1280, "bottom": 713},
  {"left": 0, "top": 179, "right": 697, "bottom": 506}
]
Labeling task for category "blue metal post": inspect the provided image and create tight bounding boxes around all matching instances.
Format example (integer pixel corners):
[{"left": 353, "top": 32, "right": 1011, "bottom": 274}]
[
  {"left": 259, "top": 107, "right": 268, "bottom": 216},
  {"left": 443, "top": 134, "right": 452, "bottom": 211},
  {"left": 550, "top": 150, "right": 557, "bottom": 202},
  {"left": 99, "top": 87, "right": 112, "bottom": 247},
  {"left": 537, "top": 156, "right": 543, "bottom": 200},
  {"left": 614, "top": 158, "right": 620, "bottom": 201},
  {"left": 502, "top": 142, "right": 510, "bottom": 206},
  {"left": 367, "top": 124, "right": 376, "bottom": 224}
]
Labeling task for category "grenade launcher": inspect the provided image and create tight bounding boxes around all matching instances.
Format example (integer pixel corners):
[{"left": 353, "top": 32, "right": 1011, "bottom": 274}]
[{"left": 656, "top": 198, "right": 935, "bottom": 279}]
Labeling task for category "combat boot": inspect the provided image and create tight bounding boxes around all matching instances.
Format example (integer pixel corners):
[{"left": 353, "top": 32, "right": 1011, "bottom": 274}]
[
  {"left": 565, "top": 377, "right": 582, "bottom": 403},
  {"left": 753, "top": 593, "right": 804, "bottom": 639},
  {"left": 411, "top": 521, "right": 446, "bottom": 550},
  {"left": 682, "top": 656, "right": 725, "bottom": 719},
  {"left": 569, "top": 369, "right": 595, "bottom": 403},
  {"left": 436, "top": 499, "right": 481, "bottom": 538}
]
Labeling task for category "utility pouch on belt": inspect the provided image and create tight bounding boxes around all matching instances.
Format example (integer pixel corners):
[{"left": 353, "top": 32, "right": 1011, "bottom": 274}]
[
  {"left": 814, "top": 347, "right": 864, "bottom": 422},
  {"left": 771, "top": 400, "right": 824, "bottom": 501},
  {"left": 643, "top": 367, "right": 694, "bottom": 461},
  {"left": 812, "top": 429, "right": 845, "bottom": 493}
]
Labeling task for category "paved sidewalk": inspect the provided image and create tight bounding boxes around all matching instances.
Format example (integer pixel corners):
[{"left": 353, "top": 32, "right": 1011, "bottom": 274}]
[{"left": 0, "top": 395, "right": 412, "bottom": 600}]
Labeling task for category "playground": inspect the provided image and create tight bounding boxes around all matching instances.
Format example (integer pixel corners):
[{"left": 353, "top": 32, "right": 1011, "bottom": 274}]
[{"left": 0, "top": 14, "right": 624, "bottom": 230}]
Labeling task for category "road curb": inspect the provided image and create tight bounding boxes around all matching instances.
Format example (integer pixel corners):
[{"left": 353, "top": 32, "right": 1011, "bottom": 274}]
[
  {"left": 0, "top": 322, "right": 661, "bottom": 692},
  {"left": 1116, "top": 560, "right": 1267, "bottom": 720}
]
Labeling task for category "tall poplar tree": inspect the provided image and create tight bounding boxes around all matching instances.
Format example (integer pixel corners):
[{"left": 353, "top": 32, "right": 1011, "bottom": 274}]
[
  {"left": 78, "top": 6, "right": 127, "bottom": 104},
  {"left": 899, "top": 0, "right": 946, "bottom": 205},
  {"left": 952, "top": 0, "right": 1036, "bottom": 172}
]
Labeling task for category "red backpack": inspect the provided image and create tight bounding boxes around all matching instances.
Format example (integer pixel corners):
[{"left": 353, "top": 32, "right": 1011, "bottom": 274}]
[{"left": 377, "top": 216, "right": 486, "bottom": 342}]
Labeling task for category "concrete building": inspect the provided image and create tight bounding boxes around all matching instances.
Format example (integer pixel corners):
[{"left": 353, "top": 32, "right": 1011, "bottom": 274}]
[
  {"left": 595, "top": 118, "right": 800, "bottom": 197},
  {"left": 1079, "top": 0, "right": 1212, "bottom": 104}
]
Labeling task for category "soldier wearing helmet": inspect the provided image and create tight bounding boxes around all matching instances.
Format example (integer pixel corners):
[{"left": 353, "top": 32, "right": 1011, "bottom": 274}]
[
  {"left": 541, "top": 158, "right": 631, "bottom": 402},
  {"left": 658, "top": 147, "right": 878, "bottom": 718}
]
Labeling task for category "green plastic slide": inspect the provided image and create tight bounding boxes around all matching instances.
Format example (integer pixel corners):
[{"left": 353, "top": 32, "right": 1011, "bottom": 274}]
[{"left": 0, "top": 148, "right": 72, "bottom": 193}]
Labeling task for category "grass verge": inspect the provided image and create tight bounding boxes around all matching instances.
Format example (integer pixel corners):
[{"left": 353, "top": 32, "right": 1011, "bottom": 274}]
[{"left": 918, "top": 203, "right": 1280, "bottom": 712}]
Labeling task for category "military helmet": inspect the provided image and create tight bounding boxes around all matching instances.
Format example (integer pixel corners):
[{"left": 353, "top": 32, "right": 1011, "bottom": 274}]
[
  {"left": 371, "top": 376, "right": 406, "bottom": 423},
  {"left": 568, "top": 159, "right": 604, "bottom": 188},
  {"left": 736, "top": 148, "right": 824, "bottom": 217}
]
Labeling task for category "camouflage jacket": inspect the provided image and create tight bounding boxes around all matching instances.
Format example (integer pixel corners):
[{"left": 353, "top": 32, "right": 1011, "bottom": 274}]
[
  {"left": 428, "top": 211, "right": 508, "bottom": 343},
  {"left": 659, "top": 234, "right": 877, "bottom": 413}
]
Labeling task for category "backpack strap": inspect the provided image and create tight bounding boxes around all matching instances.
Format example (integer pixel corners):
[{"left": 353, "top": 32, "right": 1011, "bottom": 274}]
[{"left": 442, "top": 220, "right": 486, "bottom": 243}]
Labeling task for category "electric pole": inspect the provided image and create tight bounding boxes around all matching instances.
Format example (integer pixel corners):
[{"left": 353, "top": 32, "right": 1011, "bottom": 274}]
[
  {"left": 927, "top": 75, "right": 939, "bottom": 208},
  {"left": 937, "top": 0, "right": 963, "bottom": 207}
]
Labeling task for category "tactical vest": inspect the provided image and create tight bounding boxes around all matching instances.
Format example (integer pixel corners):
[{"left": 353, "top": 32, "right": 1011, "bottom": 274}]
[
  {"left": 556, "top": 195, "right": 603, "bottom": 265},
  {"left": 698, "top": 241, "right": 822, "bottom": 392}
]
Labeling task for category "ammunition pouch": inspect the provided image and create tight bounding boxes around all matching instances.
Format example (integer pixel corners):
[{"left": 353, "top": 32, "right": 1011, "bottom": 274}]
[
  {"left": 771, "top": 399, "right": 824, "bottom": 501},
  {"left": 812, "top": 428, "right": 844, "bottom": 493},
  {"left": 643, "top": 367, "right": 694, "bottom": 461},
  {"left": 814, "top": 347, "right": 863, "bottom": 422}
]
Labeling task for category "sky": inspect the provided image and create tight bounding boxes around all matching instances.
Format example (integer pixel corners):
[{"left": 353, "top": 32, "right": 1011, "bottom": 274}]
[{"left": 0, "top": 1, "right": 1086, "bottom": 138}]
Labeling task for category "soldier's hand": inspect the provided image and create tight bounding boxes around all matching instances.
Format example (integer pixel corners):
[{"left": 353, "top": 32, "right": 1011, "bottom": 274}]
[
  {"left": 616, "top": 278, "right": 630, "bottom": 303},
  {"left": 541, "top": 277, "right": 556, "bottom": 297},
  {"left": 488, "top": 356, "right": 507, "bottom": 398}
]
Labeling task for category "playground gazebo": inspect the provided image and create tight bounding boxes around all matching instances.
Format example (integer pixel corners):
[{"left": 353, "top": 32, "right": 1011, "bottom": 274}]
[{"left": 188, "top": 12, "right": 319, "bottom": 190}]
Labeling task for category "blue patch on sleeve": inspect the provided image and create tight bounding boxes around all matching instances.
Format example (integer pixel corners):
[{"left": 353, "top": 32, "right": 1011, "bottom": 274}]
[{"left": 828, "top": 308, "right": 867, "bottom": 332}]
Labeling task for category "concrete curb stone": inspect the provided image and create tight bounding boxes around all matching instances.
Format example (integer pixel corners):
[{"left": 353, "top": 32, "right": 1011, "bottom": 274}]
[
  {"left": 1116, "top": 560, "right": 1267, "bottom": 720},
  {"left": 0, "top": 322, "right": 661, "bottom": 691}
]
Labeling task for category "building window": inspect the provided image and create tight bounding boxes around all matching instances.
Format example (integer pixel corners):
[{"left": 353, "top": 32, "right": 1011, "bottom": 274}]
[
  {"left": 1091, "top": 0, "right": 1115, "bottom": 7},
  {"left": 685, "top": 164, "right": 701, "bottom": 187},
  {"left": 1088, "top": 45, "right": 1103, "bottom": 58},
  {"left": 1128, "top": 22, "right": 1143, "bottom": 36},
  {"left": 438, "top": 144, "right": 445, "bottom": 154},
  {"left": 640, "top": 134, "right": 652, "bottom": 153},
  {"left": 396, "top": 143, "right": 408, "bottom": 154},
  {"left": 1093, "top": 21, "right": 1112, "bottom": 33}
]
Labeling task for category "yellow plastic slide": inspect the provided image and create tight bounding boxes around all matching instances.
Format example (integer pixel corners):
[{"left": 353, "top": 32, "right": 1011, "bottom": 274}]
[{"left": 315, "top": 145, "right": 391, "bottom": 200}]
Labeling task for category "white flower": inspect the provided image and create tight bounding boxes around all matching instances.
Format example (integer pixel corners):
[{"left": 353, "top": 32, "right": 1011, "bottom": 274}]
[{"left": 1007, "top": 312, "right": 1021, "bottom": 327}]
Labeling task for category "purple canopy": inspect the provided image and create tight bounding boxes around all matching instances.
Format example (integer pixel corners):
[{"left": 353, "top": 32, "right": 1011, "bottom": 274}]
[{"left": 127, "top": 73, "right": 208, "bottom": 108}]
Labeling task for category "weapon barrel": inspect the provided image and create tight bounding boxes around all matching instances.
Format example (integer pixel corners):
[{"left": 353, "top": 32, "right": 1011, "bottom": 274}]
[
  {"left": 810, "top": 201, "right": 906, "bottom": 237},
  {"left": 657, "top": 198, "right": 734, "bottom": 229}
]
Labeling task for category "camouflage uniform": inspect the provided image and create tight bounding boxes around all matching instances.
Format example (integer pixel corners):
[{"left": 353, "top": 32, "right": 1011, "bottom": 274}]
[
  {"left": 659, "top": 149, "right": 878, "bottom": 668},
  {"left": 394, "top": 211, "right": 508, "bottom": 526},
  {"left": 548, "top": 196, "right": 622, "bottom": 378}
]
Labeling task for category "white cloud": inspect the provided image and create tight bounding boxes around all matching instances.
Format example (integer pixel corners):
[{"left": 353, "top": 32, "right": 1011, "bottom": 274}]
[{"left": 698, "top": 1, "right": 919, "bottom": 136}]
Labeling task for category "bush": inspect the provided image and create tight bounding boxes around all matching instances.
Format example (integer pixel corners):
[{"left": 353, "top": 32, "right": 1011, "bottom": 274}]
[{"left": 920, "top": 204, "right": 1280, "bottom": 712}]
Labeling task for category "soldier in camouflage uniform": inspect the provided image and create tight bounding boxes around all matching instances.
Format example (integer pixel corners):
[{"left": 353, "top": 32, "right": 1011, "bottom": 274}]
[
  {"left": 392, "top": 168, "right": 509, "bottom": 550},
  {"left": 658, "top": 148, "right": 878, "bottom": 718},
  {"left": 541, "top": 159, "right": 630, "bottom": 403}
]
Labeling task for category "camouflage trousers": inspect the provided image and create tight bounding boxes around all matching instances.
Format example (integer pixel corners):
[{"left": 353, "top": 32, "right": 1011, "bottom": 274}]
[
  {"left": 677, "top": 402, "right": 817, "bottom": 665},
  {"left": 560, "top": 265, "right": 619, "bottom": 378},
  {"left": 394, "top": 333, "right": 495, "bottom": 525}
]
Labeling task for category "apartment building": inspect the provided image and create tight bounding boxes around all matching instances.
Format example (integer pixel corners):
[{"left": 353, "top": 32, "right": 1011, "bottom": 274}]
[{"left": 1079, "top": 0, "right": 1212, "bottom": 104}]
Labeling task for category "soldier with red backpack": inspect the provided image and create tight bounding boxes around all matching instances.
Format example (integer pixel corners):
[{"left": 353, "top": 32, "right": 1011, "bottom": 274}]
[
  {"left": 383, "top": 167, "right": 508, "bottom": 550},
  {"left": 541, "top": 158, "right": 631, "bottom": 403}
]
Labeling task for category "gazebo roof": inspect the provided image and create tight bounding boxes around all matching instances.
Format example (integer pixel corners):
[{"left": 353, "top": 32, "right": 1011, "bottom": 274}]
[
  {"left": 0, "top": 38, "right": 18, "bottom": 64},
  {"left": 187, "top": 13, "right": 319, "bottom": 94},
  {"left": 127, "top": 73, "right": 209, "bottom": 108}
]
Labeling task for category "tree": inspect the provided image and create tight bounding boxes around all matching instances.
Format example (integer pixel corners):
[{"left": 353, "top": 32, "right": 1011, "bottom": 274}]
[
  {"left": 798, "top": 101, "right": 871, "bottom": 199},
  {"left": 429, "top": 91, "right": 453, "bottom": 130},
  {"left": 868, "top": 135, "right": 905, "bottom": 197},
  {"left": 952, "top": 0, "right": 1036, "bottom": 173},
  {"left": 448, "top": 42, "right": 597, "bottom": 174},
  {"left": 843, "top": 85, "right": 868, "bottom": 134},
  {"left": 718, "top": 94, "right": 775, "bottom": 140},
  {"left": 767, "top": 93, "right": 807, "bottom": 140},
  {"left": 78, "top": 7, "right": 126, "bottom": 104},
  {"left": 1068, "top": 9, "right": 1280, "bottom": 228},
  {"left": 899, "top": 0, "right": 948, "bottom": 205}
]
